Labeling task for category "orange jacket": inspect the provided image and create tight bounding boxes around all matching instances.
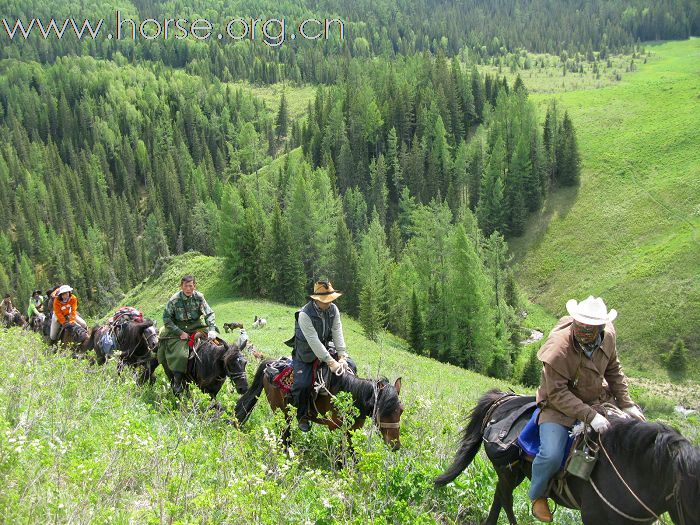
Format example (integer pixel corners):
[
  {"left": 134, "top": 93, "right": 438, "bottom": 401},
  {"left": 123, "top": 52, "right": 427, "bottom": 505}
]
[{"left": 53, "top": 294, "right": 78, "bottom": 325}]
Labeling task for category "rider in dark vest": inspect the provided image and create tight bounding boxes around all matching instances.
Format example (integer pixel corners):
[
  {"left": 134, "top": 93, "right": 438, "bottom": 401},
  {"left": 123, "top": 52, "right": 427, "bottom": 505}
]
[{"left": 290, "top": 280, "right": 351, "bottom": 432}]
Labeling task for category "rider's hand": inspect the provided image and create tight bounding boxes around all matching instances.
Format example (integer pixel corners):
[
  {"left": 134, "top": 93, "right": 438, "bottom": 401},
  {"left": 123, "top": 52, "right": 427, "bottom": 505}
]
[
  {"left": 327, "top": 358, "right": 343, "bottom": 374},
  {"left": 623, "top": 405, "right": 646, "bottom": 421},
  {"left": 207, "top": 331, "right": 217, "bottom": 340},
  {"left": 337, "top": 355, "right": 347, "bottom": 364},
  {"left": 590, "top": 413, "right": 611, "bottom": 433},
  {"left": 179, "top": 332, "right": 189, "bottom": 340}
]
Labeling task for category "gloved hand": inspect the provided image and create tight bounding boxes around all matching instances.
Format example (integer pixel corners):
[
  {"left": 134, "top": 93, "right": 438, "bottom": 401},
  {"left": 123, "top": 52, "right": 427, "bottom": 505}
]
[
  {"left": 327, "top": 358, "right": 344, "bottom": 375},
  {"left": 337, "top": 355, "right": 347, "bottom": 364},
  {"left": 623, "top": 405, "right": 646, "bottom": 421},
  {"left": 590, "top": 413, "right": 611, "bottom": 433},
  {"left": 207, "top": 331, "right": 218, "bottom": 340}
]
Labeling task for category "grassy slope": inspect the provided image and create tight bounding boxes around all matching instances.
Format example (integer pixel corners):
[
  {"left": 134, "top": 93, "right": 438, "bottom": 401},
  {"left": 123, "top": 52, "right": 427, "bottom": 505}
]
[
  {"left": 511, "top": 38, "right": 700, "bottom": 377},
  {"left": 2, "top": 253, "right": 697, "bottom": 523}
]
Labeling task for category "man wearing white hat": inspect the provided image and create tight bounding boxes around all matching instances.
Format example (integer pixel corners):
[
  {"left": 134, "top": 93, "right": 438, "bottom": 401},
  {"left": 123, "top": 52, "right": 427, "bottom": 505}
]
[{"left": 529, "top": 296, "right": 644, "bottom": 522}]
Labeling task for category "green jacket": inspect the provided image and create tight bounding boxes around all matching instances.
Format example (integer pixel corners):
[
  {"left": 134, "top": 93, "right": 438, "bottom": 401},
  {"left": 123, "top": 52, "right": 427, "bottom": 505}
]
[{"left": 162, "top": 290, "right": 216, "bottom": 336}]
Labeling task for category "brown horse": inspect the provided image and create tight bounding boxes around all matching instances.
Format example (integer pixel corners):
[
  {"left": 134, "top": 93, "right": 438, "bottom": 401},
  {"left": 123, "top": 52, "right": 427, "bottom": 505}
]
[
  {"left": 235, "top": 359, "right": 404, "bottom": 450},
  {"left": 55, "top": 322, "right": 93, "bottom": 357}
]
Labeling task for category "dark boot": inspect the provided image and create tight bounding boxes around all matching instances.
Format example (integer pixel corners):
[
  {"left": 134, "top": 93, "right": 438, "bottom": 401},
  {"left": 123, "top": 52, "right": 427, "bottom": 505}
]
[{"left": 172, "top": 372, "right": 185, "bottom": 396}]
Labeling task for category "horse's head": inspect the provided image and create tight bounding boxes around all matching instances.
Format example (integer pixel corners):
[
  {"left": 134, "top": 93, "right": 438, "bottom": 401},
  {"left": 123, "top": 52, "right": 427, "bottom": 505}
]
[
  {"left": 224, "top": 340, "right": 249, "bottom": 394},
  {"left": 141, "top": 323, "right": 159, "bottom": 353},
  {"left": 374, "top": 377, "right": 403, "bottom": 451}
]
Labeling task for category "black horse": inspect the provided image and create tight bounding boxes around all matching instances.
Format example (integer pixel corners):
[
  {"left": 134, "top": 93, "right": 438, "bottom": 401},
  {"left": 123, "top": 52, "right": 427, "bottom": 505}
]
[
  {"left": 162, "top": 333, "right": 249, "bottom": 404},
  {"left": 435, "top": 389, "right": 700, "bottom": 525},
  {"left": 91, "top": 319, "right": 159, "bottom": 384}
]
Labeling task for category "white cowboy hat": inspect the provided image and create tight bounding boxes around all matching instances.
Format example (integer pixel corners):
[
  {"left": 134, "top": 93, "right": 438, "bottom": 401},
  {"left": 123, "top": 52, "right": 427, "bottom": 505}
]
[
  {"left": 56, "top": 285, "right": 73, "bottom": 296},
  {"left": 566, "top": 296, "right": 617, "bottom": 325}
]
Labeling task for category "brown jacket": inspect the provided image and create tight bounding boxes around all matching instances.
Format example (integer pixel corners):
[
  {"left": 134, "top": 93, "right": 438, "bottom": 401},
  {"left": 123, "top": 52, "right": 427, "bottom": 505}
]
[{"left": 536, "top": 316, "right": 634, "bottom": 427}]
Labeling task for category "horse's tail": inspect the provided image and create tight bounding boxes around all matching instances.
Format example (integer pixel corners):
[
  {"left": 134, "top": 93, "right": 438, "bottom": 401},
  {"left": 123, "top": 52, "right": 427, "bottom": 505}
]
[
  {"left": 435, "top": 389, "right": 507, "bottom": 486},
  {"left": 234, "top": 359, "right": 272, "bottom": 425}
]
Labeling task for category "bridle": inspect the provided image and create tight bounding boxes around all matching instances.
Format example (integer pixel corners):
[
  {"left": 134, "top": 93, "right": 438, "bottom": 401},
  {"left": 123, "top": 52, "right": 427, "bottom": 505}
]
[{"left": 590, "top": 429, "right": 682, "bottom": 525}]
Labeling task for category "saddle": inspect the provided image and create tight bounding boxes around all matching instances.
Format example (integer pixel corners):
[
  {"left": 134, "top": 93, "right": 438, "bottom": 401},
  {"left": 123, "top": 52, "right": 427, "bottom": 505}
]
[{"left": 264, "top": 354, "right": 354, "bottom": 399}]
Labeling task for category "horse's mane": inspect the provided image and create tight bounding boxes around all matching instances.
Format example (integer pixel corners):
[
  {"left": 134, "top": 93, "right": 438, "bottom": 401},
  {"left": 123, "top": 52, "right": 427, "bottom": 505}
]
[
  {"left": 605, "top": 418, "right": 700, "bottom": 514},
  {"left": 336, "top": 374, "right": 400, "bottom": 420}
]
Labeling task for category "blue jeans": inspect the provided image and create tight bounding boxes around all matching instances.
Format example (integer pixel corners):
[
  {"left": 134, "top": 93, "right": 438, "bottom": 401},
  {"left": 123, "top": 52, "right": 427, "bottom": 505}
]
[
  {"left": 529, "top": 422, "right": 570, "bottom": 500},
  {"left": 290, "top": 358, "right": 314, "bottom": 421}
]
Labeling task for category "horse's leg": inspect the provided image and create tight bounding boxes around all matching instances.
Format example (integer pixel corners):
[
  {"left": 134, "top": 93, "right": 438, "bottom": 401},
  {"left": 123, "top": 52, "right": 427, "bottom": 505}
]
[{"left": 482, "top": 467, "right": 525, "bottom": 525}]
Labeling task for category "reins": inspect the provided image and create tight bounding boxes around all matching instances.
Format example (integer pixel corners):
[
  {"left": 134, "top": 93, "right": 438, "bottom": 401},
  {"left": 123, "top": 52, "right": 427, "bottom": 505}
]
[
  {"left": 312, "top": 367, "right": 400, "bottom": 430},
  {"left": 590, "top": 430, "right": 674, "bottom": 524}
]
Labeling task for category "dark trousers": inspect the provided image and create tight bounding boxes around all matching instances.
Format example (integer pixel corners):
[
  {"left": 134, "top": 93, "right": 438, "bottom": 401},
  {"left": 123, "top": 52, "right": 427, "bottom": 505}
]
[{"left": 291, "top": 358, "right": 314, "bottom": 421}]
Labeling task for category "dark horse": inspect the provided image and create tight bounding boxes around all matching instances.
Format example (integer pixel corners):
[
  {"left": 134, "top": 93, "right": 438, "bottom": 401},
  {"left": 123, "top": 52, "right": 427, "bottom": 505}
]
[
  {"left": 2, "top": 309, "right": 27, "bottom": 328},
  {"left": 56, "top": 322, "right": 92, "bottom": 356},
  {"left": 435, "top": 389, "right": 700, "bottom": 525},
  {"left": 91, "top": 319, "right": 159, "bottom": 384},
  {"left": 235, "top": 359, "right": 404, "bottom": 450},
  {"left": 162, "top": 333, "right": 249, "bottom": 403}
]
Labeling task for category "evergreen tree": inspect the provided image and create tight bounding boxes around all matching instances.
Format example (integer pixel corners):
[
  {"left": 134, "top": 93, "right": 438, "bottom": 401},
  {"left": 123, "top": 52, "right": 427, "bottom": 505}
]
[
  {"left": 557, "top": 111, "right": 581, "bottom": 186},
  {"left": 505, "top": 134, "right": 530, "bottom": 236},
  {"left": 409, "top": 288, "right": 425, "bottom": 354},
  {"left": 265, "top": 204, "right": 306, "bottom": 305},
  {"left": 666, "top": 339, "right": 688, "bottom": 380},
  {"left": 446, "top": 225, "right": 497, "bottom": 372},
  {"left": 521, "top": 346, "right": 542, "bottom": 387},
  {"left": 477, "top": 136, "right": 506, "bottom": 236},
  {"left": 276, "top": 91, "right": 289, "bottom": 139},
  {"left": 332, "top": 215, "right": 360, "bottom": 317}
]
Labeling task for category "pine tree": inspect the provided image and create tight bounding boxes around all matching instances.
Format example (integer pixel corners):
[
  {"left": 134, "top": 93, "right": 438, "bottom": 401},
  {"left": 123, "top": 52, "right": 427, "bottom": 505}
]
[
  {"left": 276, "top": 91, "right": 289, "bottom": 139},
  {"left": 409, "top": 288, "right": 425, "bottom": 354},
  {"left": 265, "top": 204, "right": 306, "bottom": 305},
  {"left": 446, "top": 225, "right": 497, "bottom": 372},
  {"left": 521, "top": 346, "right": 542, "bottom": 387},
  {"left": 477, "top": 136, "right": 506, "bottom": 236},
  {"left": 556, "top": 111, "right": 581, "bottom": 186},
  {"left": 332, "top": 215, "right": 360, "bottom": 317},
  {"left": 666, "top": 339, "right": 688, "bottom": 380},
  {"left": 505, "top": 134, "right": 530, "bottom": 236}
]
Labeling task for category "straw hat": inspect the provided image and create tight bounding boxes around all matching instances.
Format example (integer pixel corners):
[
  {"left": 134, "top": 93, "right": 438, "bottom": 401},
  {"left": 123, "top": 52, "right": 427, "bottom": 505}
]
[
  {"left": 566, "top": 296, "right": 617, "bottom": 326},
  {"left": 309, "top": 280, "right": 342, "bottom": 303}
]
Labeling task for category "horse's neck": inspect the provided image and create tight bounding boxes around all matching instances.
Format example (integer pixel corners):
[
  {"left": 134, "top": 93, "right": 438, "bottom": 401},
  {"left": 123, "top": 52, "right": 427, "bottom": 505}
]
[{"left": 335, "top": 375, "right": 375, "bottom": 416}]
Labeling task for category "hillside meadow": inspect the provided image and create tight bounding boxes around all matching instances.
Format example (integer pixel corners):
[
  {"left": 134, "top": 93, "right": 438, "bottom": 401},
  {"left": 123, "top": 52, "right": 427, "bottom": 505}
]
[
  {"left": 3, "top": 253, "right": 695, "bottom": 523},
  {"left": 511, "top": 38, "right": 700, "bottom": 378}
]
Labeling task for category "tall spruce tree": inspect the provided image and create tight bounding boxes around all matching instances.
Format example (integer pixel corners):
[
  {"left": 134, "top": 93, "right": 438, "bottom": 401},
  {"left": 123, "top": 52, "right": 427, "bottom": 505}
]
[{"left": 477, "top": 135, "right": 507, "bottom": 236}]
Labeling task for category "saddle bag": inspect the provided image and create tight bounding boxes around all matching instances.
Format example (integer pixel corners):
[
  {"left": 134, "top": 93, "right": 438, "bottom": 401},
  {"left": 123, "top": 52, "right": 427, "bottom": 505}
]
[{"left": 483, "top": 400, "right": 537, "bottom": 466}]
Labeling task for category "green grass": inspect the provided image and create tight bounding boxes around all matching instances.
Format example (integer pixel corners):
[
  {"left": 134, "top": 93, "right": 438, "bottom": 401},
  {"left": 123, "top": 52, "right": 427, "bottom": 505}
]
[
  {"left": 511, "top": 38, "right": 700, "bottom": 378},
  {"left": 2, "top": 253, "right": 697, "bottom": 523},
  {"left": 479, "top": 48, "right": 647, "bottom": 94},
  {"left": 228, "top": 81, "right": 316, "bottom": 120}
]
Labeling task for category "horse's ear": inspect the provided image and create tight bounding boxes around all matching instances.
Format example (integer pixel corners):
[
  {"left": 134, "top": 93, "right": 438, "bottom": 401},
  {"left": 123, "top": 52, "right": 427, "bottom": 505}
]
[{"left": 394, "top": 377, "right": 402, "bottom": 395}]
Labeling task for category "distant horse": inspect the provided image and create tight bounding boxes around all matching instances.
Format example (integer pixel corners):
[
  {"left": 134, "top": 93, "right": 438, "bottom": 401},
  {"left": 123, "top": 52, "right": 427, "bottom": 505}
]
[
  {"left": 91, "top": 319, "right": 159, "bottom": 384},
  {"left": 29, "top": 312, "right": 46, "bottom": 333},
  {"left": 235, "top": 359, "right": 403, "bottom": 450},
  {"left": 2, "top": 309, "right": 27, "bottom": 328},
  {"left": 252, "top": 316, "right": 267, "bottom": 329},
  {"left": 223, "top": 322, "right": 244, "bottom": 332},
  {"left": 435, "top": 389, "right": 700, "bottom": 525},
  {"left": 161, "top": 333, "right": 249, "bottom": 403}
]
